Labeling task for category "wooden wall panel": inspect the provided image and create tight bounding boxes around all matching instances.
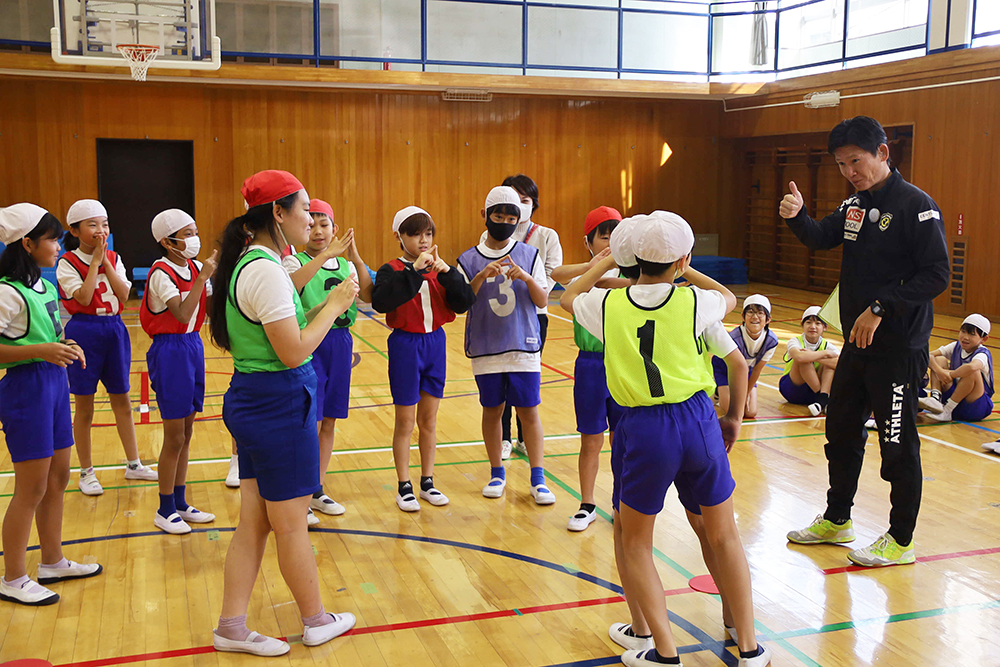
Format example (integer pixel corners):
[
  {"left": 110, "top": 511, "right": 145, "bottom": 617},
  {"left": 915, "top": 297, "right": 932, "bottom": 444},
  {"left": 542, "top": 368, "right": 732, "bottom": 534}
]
[
  {"left": 0, "top": 78, "right": 725, "bottom": 275},
  {"left": 721, "top": 65, "right": 1000, "bottom": 319}
]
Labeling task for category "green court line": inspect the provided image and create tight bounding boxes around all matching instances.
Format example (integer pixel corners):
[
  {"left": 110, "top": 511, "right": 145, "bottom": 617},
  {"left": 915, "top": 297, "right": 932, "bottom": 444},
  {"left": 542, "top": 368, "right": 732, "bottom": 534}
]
[
  {"left": 540, "top": 466, "right": 697, "bottom": 583},
  {"left": 0, "top": 449, "right": 606, "bottom": 498},
  {"left": 349, "top": 329, "right": 389, "bottom": 360},
  {"left": 768, "top": 598, "right": 1000, "bottom": 641},
  {"left": 535, "top": 458, "right": 823, "bottom": 667}
]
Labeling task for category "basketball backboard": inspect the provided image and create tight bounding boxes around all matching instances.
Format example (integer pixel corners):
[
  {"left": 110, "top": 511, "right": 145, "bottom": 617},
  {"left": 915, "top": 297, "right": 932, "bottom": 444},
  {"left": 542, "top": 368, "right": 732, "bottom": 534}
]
[{"left": 51, "top": 0, "right": 221, "bottom": 72}]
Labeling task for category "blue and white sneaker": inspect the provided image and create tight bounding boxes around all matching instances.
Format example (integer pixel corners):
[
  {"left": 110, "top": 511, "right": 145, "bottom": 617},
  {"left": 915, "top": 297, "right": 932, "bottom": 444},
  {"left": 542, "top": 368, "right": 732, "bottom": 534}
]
[
  {"left": 178, "top": 506, "right": 215, "bottom": 524},
  {"left": 531, "top": 484, "right": 556, "bottom": 505},
  {"left": 622, "top": 648, "right": 683, "bottom": 666},
  {"left": 482, "top": 477, "right": 506, "bottom": 498},
  {"left": 154, "top": 512, "right": 192, "bottom": 535}
]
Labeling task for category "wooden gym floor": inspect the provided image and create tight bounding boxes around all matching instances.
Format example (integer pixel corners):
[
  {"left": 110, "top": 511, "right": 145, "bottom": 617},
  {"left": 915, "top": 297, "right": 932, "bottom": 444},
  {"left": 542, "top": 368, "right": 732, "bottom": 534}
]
[{"left": 1, "top": 283, "right": 998, "bottom": 667}]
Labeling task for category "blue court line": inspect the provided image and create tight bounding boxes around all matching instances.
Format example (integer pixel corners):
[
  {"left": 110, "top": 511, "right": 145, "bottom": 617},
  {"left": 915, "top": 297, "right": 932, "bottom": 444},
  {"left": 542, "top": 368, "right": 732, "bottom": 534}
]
[
  {"left": 357, "top": 308, "right": 391, "bottom": 330},
  {"left": 2, "top": 527, "right": 741, "bottom": 665},
  {"left": 962, "top": 421, "right": 1000, "bottom": 435}
]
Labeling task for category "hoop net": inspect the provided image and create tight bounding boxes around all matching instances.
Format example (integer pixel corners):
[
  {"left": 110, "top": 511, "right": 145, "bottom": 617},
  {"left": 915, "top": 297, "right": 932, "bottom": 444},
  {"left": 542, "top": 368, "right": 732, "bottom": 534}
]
[{"left": 118, "top": 44, "right": 159, "bottom": 81}]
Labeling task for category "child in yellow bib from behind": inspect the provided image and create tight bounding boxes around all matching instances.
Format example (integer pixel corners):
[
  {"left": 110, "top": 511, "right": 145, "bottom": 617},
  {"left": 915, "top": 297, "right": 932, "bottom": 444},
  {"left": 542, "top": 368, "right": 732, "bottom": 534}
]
[{"left": 561, "top": 211, "right": 771, "bottom": 667}]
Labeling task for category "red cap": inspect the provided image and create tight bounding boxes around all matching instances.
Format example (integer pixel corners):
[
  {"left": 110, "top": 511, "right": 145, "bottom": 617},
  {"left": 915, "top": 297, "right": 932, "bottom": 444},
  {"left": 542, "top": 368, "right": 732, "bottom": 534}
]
[
  {"left": 309, "top": 198, "right": 335, "bottom": 221},
  {"left": 584, "top": 206, "right": 622, "bottom": 236},
  {"left": 241, "top": 170, "right": 304, "bottom": 209}
]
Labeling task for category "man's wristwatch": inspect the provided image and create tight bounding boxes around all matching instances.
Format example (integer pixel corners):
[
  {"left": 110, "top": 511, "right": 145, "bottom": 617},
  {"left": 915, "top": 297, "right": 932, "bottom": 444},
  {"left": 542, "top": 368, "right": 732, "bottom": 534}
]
[{"left": 869, "top": 300, "right": 885, "bottom": 317}]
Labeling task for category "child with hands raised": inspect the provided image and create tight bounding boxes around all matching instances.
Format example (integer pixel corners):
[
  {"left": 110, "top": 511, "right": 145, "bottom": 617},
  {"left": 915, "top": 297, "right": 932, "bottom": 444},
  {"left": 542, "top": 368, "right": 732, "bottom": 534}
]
[{"left": 372, "top": 207, "right": 475, "bottom": 512}]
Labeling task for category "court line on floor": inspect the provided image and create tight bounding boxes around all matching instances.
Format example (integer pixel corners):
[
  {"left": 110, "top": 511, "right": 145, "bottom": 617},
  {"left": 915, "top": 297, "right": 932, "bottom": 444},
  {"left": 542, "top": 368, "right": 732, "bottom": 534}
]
[
  {"left": 541, "top": 465, "right": 820, "bottom": 667},
  {"left": 821, "top": 545, "right": 1000, "bottom": 575},
  {"left": 32, "top": 528, "right": 722, "bottom": 667},
  {"left": 540, "top": 597, "right": 1000, "bottom": 667}
]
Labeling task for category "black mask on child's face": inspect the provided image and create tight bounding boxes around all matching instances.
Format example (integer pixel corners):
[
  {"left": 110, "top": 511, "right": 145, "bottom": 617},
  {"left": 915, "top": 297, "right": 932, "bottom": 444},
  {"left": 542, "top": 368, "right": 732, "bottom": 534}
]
[{"left": 486, "top": 220, "right": 517, "bottom": 242}]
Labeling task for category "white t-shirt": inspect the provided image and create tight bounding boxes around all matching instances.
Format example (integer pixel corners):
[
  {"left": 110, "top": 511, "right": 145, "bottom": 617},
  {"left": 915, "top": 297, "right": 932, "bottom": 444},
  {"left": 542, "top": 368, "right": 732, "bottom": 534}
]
[
  {"left": 0, "top": 279, "right": 50, "bottom": 339},
  {"left": 281, "top": 253, "right": 359, "bottom": 282},
  {"left": 234, "top": 246, "right": 297, "bottom": 325},
  {"left": 572, "top": 283, "right": 728, "bottom": 344},
  {"left": 145, "top": 258, "right": 213, "bottom": 332},
  {"left": 456, "top": 238, "right": 549, "bottom": 375},
  {"left": 740, "top": 324, "right": 775, "bottom": 364},
  {"left": 938, "top": 341, "right": 993, "bottom": 387},
  {"left": 56, "top": 249, "right": 132, "bottom": 314},
  {"left": 786, "top": 335, "right": 839, "bottom": 358},
  {"left": 480, "top": 220, "right": 562, "bottom": 316}
]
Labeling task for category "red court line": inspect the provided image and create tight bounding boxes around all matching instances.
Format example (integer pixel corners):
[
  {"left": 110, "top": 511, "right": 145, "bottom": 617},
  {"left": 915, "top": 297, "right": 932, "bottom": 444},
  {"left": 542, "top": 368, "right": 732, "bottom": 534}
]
[
  {"left": 541, "top": 361, "right": 574, "bottom": 380},
  {"left": 821, "top": 545, "right": 1000, "bottom": 575},
  {"left": 139, "top": 372, "right": 149, "bottom": 424},
  {"left": 53, "top": 591, "right": 697, "bottom": 667}
]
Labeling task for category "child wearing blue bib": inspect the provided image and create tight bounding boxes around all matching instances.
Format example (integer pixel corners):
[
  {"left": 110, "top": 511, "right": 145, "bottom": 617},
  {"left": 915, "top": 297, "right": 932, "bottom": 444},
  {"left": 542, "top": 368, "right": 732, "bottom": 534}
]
[
  {"left": 712, "top": 294, "right": 779, "bottom": 420},
  {"left": 0, "top": 204, "right": 103, "bottom": 606},
  {"left": 208, "top": 171, "right": 357, "bottom": 656},
  {"left": 922, "top": 314, "right": 994, "bottom": 423},
  {"left": 456, "top": 186, "right": 555, "bottom": 505}
]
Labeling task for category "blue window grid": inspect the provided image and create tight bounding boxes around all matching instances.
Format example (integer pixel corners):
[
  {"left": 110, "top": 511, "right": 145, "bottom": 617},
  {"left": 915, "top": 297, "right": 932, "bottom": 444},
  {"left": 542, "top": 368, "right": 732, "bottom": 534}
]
[{"left": 12, "top": 0, "right": 937, "bottom": 79}]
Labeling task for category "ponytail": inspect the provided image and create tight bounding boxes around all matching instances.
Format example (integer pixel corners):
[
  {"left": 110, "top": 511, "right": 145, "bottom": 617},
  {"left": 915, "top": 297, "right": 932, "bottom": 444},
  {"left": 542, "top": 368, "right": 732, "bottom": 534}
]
[
  {"left": 208, "top": 193, "right": 299, "bottom": 352},
  {"left": 63, "top": 223, "right": 81, "bottom": 251}
]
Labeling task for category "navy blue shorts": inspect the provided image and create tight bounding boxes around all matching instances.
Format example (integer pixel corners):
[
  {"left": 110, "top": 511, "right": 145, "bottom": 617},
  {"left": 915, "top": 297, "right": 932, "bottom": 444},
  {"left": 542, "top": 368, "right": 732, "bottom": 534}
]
[
  {"left": 574, "top": 351, "right": 623, "bottom": 435},
  {"left": 713, "top": 355, "right": 758, "bottom": 389},
  {"left": 611, "top": 392, "right": 735, "bottom": 516},
  {"left": 148, "top": 332, "right": 205, "bottom": 420},
  {"left": 311, "top": 327, "right": 353, "bottom": 420},
  {"left": 943, "top": 383, "right": 994, "bottom": 422},
  {"left": 223, "top": 365, "right": 321, "bottom": 502},
  {"left": 0, "top": 362, "right": 73, "bottom": 463},
  {"left": 778, "top": 373, "right": 822, "bottom": 405},
  {"left": 65, "top": 314, "right": 131, "bottom": 395},
  {"left": 475, "top": 371, "right": 541, "bottom": 408},
  {"left": 387, "top": 328, "right": 447, "bottom": 406}
]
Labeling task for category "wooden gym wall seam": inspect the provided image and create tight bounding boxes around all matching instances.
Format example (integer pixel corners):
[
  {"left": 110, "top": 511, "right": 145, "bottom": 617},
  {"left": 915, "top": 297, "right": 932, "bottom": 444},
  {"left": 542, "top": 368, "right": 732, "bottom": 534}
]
[{"left": 0, "top": 78, "right": 728, "bottom": 271}]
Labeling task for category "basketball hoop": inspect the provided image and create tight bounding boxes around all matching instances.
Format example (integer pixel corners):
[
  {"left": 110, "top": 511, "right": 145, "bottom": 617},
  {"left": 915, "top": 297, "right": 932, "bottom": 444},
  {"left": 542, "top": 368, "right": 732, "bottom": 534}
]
[{"left": 118, "top": 44, "right": 159, "bottom": 81}]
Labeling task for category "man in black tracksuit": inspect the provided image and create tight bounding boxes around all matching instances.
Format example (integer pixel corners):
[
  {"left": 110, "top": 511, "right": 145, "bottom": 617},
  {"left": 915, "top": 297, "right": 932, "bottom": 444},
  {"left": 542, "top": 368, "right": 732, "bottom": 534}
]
[{"left": 780, "top": 116, "right": 950, "bottom": 567}]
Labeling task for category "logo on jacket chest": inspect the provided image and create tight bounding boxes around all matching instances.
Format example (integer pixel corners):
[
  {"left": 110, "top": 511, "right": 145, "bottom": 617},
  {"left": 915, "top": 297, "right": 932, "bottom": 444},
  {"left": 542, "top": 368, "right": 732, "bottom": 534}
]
[
  {"left": 844, "top": 206, "right": 865, "bottom": 240},
  {"left": 878, "top": 212, "right": 893, "bottom": 231}
]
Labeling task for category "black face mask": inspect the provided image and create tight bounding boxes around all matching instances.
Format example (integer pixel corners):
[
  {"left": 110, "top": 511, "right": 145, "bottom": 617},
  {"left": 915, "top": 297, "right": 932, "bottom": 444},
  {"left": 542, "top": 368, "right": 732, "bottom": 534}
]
[{"left": 486, "top": 220, "right": 517, "bottom": 242}]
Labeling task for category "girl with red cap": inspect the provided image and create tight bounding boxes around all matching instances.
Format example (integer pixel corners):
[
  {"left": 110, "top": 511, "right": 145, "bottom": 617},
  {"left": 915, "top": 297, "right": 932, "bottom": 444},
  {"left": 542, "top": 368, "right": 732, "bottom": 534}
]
[
  {"left": 550, "top": 206, "right": 632, "bottom": 532},
  {"left": 281, "top": 197, "right": 373, "bottom": 524},
  {"left": 208, "top": 170, "right": 358, "bottom": 656}
]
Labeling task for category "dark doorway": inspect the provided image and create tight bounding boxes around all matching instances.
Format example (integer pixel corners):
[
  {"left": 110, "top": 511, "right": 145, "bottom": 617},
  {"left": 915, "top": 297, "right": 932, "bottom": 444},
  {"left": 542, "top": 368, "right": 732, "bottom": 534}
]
[{"left": 96, "top": 139, "right": 195, "bottom": 271}]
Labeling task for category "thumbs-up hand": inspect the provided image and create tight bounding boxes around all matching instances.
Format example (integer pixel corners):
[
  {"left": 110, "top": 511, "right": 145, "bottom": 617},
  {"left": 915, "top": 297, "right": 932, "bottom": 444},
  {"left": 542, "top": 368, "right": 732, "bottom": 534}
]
[{"left": 779, "top": 181, "right": 804, "bottom": 219}]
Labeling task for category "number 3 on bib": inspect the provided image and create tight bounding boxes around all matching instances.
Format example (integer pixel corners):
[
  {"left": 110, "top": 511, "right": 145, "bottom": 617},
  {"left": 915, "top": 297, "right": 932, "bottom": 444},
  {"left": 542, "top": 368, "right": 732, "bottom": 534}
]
[
  {"left": 94, "top": 277, "right": 120, "bottom": 315},
  {"left": 487, "top": 275, "right": 516, "bottom": 317}
]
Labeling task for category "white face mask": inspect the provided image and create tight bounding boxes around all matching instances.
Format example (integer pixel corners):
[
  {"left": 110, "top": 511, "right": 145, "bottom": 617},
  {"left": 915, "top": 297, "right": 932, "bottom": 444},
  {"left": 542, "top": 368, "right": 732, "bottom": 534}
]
[{"left": 170, "top": 234, "right": 201, "bottom": 259}]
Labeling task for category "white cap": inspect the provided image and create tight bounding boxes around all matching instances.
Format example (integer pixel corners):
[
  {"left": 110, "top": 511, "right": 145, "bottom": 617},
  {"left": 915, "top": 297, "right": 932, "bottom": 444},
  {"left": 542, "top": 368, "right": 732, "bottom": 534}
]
[
  {"left": 392, "top": 206, "right": 431, "bottom": 234},
  {"left": 743, "top": 294, "right": 771, "bottom": 315},
  {"left": 484, "top": 186, "right": 530, "bottom": 222},
  {"left": 152, "top": 209, "right": 196, "bottom": 243},
  {"left": 609, "top": 217, "right": 639, "bottom": 268},
  {"left": 632, "top": 211, "right": 695, "bottom": 264},
  {"left": 802, "top": 306, "right": 823, "bottom": 323},
  {"left": 0, "top": 203, "right": 48, "bottom": 245},
  {"left": 67, "top": 199, "right": 108, "bottom": 225},
  {"left": 963, "top": 313, "right": 991, "bottom": 336}
]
